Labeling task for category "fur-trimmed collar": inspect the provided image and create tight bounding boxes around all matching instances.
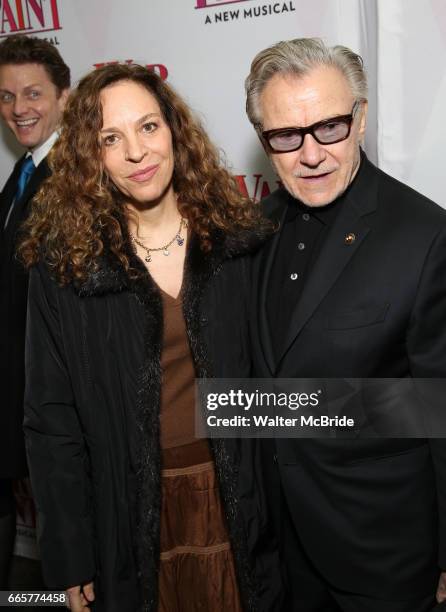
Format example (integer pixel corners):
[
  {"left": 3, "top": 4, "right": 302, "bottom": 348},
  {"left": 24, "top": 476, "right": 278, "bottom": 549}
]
[
  {"left": 75, "top": 223, "right": 271, "bottom": 298},
  {"left": 71, "top": 221, "right": 268, "bottom": 611}
]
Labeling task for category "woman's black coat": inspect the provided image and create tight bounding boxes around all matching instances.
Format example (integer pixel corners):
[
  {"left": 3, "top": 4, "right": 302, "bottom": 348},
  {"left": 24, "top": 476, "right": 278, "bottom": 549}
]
[{"left": 23, "top": 230, "right": 283, "bottom": 612}]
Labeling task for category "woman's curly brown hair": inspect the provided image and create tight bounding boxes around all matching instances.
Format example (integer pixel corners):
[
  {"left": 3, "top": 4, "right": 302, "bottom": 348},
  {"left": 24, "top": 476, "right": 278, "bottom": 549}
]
[{"left": 20, "top": 63, "right": 267, "bottom": 284}]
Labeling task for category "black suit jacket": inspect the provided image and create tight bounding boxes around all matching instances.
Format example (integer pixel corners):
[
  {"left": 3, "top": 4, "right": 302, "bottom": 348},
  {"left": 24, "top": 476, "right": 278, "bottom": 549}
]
[
  {"left": 0, "top": 155, "right": 51, "bottom": 479},
  {"left": 251, "top": 154, "right": 446, "bottom": 599}
]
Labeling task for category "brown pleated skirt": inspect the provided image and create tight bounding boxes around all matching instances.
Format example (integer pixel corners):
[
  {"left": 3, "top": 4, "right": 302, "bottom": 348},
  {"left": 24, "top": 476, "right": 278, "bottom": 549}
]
[
  {"left": 158, "top": 289, "right": 242, "bottom": 610},
  {"left": 158, "top": 443, "right": 243, "bottom": 612}
]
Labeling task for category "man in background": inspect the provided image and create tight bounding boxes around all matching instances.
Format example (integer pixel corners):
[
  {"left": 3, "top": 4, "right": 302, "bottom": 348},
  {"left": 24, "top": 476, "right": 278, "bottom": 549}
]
[
  {"left": 245, "top": 37, "right": 446, "bottom": 611},
  {"left": 0, "top": 34, "right": 70, "bottom": 587}
]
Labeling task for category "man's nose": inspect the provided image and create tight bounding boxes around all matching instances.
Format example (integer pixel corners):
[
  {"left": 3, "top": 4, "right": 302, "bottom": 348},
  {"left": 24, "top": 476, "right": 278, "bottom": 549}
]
[
  {"left": 299, "top": 133, "right": 327, "bottom": 167},
  {"left": 12, "top": 96, "right": 27, "bottom": 116}
]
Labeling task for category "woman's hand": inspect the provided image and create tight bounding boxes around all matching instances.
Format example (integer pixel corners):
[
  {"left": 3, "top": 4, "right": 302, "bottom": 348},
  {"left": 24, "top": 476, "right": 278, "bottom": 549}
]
[
  {"left": 437, "top": 571, "right": 446, "bottom": 603},
  {"left": 65, "top": 582, "right": 95, "bottom": 611}
]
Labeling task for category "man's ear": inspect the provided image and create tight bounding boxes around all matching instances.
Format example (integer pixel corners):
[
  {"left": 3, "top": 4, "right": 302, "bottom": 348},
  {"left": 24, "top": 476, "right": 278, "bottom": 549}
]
[
  {"left": 58, "top": 87, "right": 70, "bottom": 110},
  {"left": 358, "top": 99, "right": 368, "bottom": 142}
]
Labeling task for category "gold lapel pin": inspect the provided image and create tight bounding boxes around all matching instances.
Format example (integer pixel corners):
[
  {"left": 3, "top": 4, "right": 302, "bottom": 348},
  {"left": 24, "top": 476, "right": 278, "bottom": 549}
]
[{"left": 344, "top": 233, "right": 356, "bottom": 245}]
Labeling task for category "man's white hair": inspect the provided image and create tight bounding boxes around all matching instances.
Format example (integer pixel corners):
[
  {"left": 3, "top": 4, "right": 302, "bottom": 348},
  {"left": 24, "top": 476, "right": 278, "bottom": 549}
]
[{"left": 245, "top": 37, "right": 368, "bottom": 127}]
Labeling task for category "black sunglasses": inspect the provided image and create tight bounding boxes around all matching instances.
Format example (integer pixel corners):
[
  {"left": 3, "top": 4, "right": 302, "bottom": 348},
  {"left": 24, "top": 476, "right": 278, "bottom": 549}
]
[{"left": 259, "top": 100, "right": 361, "bottom": 154}]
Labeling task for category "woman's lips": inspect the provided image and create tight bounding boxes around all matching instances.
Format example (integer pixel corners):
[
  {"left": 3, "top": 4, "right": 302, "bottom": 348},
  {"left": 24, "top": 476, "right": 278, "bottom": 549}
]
[{"left": 128, "top": 164, "right": 159, "bottom": 182}]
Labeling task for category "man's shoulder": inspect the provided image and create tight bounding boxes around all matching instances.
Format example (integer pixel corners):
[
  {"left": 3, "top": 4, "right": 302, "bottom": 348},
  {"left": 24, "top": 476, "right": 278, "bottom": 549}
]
[{"left": 370, "top": 158, "right": 446, "bottom": 226}]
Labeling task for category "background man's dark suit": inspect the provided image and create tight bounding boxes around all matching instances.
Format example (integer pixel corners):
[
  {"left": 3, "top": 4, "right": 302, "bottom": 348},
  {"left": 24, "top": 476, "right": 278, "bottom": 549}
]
[
  {"left": 0, "top": 156, "right": 50, "bottom": 480},
  {"left": 250, "top": 154, "right": 446, "bottom": 604},
  {"left": 0, "top": 33, "right": 70, "bottom": 588}
]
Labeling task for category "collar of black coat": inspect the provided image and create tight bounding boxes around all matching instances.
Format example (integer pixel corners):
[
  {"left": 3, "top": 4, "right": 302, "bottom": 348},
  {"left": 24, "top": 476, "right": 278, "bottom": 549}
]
[
  {"left": 283, "top": 191, "right": 340, "bottom": 226},
  {"left": 73, "top": 219, "right": 270, "bottom": 298}
]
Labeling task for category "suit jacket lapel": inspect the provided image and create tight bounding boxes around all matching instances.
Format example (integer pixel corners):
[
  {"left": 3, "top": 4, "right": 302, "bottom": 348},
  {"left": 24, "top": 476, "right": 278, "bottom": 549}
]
[
  {"left": 6, "top": 159, "right": 50, "bottom": 235},
  {"left": 255, "top": 191, "right": 288, "bottom": 375},
  {"left": 15, "top": 158, "right": 50, "bottom": 209},
  {"left": 276, "top": 155, "right": 379, "bottom": 372},
  {"left": 1, "top": 158, "right": 50, "bottom": 263},
  {"left": 0, "top": 156, "right": 24, "bottom": 230}
]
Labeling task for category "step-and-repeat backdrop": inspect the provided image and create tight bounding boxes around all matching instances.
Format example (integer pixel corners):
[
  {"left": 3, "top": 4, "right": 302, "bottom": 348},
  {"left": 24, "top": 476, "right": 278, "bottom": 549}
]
[{"left": 2, "top": 0, "right": 445, "bottom": 558}]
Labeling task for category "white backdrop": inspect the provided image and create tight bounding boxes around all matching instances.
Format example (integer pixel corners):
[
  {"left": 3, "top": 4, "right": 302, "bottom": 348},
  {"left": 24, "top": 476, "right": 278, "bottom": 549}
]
[
  {"left": 0, "top": 0, "right": 445, "bottom": 205},
  {"left": 3, "top": 0, "right": 445, "bottom": 558}
]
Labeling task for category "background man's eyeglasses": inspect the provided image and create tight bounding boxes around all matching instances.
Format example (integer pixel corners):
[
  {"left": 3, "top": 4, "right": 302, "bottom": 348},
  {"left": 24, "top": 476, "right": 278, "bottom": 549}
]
[{"left": 259, "top": 100, "right": 361, "bottom": 154}]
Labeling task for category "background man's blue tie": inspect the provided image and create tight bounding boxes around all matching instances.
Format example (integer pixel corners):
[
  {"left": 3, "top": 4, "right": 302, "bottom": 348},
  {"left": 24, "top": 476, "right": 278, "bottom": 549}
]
[
  {"left": 3, "top": 156, "right": 36, "bottom": 230},
  {"left": 15, "top": 156, "right": 36, "bottom": 202}
]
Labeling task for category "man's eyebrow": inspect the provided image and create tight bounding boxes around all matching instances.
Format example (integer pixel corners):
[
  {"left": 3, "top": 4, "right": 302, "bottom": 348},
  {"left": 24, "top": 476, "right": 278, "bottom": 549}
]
[
  {"left": 0, "top": 84, "right": 43, "bottom": 94},
  {"left": 100, "top": 112, "right": 160, "bottom": 134}
]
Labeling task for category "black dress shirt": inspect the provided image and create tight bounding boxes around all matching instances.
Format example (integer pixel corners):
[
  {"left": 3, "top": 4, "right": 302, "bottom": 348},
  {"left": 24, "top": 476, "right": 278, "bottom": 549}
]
[{"left": 267, "top": 195, "right": 340, "bottom": 361}]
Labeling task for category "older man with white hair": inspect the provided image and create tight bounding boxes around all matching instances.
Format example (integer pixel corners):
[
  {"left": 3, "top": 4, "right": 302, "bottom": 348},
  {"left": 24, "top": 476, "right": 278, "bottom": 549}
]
[{"left": 245, "top": 37, "right": 446, "bottom": 612}]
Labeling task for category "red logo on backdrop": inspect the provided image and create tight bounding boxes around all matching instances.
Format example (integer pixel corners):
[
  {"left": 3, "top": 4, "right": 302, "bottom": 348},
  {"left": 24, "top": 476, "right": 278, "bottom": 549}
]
[
  {"left": 236, "top": 174, "right": 281, "bottom": 202},
  {"left": 0, "top": 0, "right": 61, "bottom": 37},
  {"left": 93, "top": 60, "right": 168, "bottom": 81},
  {"left": 198, "top": 0, "right": 295, "bottom": 24},
  {"left": 196, "top": 0, "right": 252, "bottom": 7}
]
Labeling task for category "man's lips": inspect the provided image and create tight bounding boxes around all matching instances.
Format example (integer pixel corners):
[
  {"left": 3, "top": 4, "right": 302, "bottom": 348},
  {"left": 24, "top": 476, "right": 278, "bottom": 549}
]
[
  {"left": 127, "top": 164, "right": 159, "bottom": 182},
  {"left": 298, "top": 170, "right": 334, "bottom": 181},
  {"left": 15, "top": 118, "right": 39, "bottom": 129}
]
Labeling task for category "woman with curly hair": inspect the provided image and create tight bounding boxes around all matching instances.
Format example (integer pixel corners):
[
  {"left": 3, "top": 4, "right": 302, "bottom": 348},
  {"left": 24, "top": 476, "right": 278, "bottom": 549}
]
[{"left": 20, "top": 64, "right": 283, "bottom": 612}]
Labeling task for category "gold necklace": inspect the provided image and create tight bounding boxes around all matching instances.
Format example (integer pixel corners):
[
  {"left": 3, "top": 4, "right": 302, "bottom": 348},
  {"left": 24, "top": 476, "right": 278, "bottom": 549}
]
[{"left": 130, "top": 218, "right": 187, "bottom": 263}]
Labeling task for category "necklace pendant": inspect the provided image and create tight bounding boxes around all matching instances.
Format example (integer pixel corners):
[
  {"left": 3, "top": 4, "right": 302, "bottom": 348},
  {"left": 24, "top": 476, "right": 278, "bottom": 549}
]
[
  {"left": 145, "top": 254, "right": 151, "bottom": 263},
  {"left": 163, "top": 248, "right": 170, "bottom": 256},
  {"left": 176, "top": 234, "right": 184, "bottom": 246}
]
